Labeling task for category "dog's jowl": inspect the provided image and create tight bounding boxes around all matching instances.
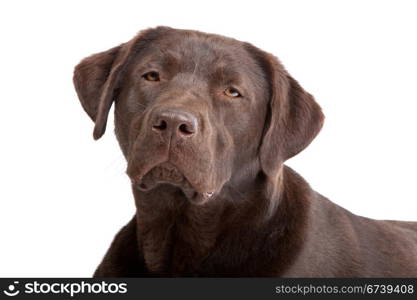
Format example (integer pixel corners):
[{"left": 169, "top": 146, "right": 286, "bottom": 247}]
[{"left": 73, "top": 27, "right": 417, "bottom": 277}]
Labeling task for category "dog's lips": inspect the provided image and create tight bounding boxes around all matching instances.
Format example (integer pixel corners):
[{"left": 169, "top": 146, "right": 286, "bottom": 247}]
[
  {"left": 190, "top": 191, "right": 216, "bottom": 205},
  {"left": 132, "top": 162, "right": 216, "bottom": 204},
  {"left": 137, "top": 162, "right": 185, "bottom": 189}
]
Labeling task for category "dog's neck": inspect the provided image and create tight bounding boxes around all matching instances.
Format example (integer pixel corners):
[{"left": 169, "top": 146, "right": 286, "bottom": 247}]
[{"left": 132, "top": 165, "right": 311, "bottom": 276}]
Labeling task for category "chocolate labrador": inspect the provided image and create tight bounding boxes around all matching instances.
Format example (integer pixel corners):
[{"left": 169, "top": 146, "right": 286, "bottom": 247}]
[{"left": 73, "top": 27, "right": 417, "bottom": 277}]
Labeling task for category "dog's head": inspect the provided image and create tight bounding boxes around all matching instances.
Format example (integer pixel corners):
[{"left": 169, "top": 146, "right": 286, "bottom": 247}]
[{"left": 73, "top": 27, "right": 324, "bottom": 205}]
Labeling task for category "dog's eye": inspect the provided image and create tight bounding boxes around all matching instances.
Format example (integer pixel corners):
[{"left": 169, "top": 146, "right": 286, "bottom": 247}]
[
  {"left": 224, "top": 87, "right": 241, "bottom": 98},
  {"left": 142, "top": 71, "right": 160, "bottom": 82}
]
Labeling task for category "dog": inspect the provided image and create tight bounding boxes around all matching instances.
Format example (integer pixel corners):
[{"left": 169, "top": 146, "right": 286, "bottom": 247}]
[{"left": 73, "top": 27, "right": 417, "bottom": 277}]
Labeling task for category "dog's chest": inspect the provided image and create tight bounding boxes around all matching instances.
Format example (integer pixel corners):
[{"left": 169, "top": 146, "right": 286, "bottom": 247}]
[{"left": 137, "top": 204, "right": 222, "bottom": 275}]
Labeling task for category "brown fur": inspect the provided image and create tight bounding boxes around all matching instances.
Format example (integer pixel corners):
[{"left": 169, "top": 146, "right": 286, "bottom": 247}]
[{"left": 73, "top": 27, "right": 417, "bottom": 277}]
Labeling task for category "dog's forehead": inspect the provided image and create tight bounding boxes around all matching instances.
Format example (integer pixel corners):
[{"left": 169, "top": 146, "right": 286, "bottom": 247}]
[
  {"left": 162, "top": 32, "right": 241, "bottom": 61},
  {"left": 139, "top": 29, "right": 260, "bottom": 75}
]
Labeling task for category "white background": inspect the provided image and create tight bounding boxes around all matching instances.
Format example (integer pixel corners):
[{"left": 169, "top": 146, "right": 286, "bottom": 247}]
[{"left": 0, "top": 0, "right": 416, "bottom": 277}]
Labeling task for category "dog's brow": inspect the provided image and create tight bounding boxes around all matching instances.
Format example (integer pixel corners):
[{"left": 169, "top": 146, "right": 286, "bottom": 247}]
[{"left": 211, "top": 63, "right": 242, "bottom": 85}]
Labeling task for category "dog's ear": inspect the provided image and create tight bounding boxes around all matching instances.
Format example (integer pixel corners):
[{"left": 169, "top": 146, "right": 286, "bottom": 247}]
[
  {"left": 73, "top": 27, "right": 168, "bottom": 140},
  {"left": 254, "top": 50, "right": 325, "bottom": 177},
  {"left": 73, "top": 45, "right": 122, "bottom": 139}
]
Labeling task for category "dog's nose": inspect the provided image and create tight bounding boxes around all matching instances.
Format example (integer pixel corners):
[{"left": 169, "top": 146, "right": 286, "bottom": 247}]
[{"left": 151, "top": 109, "right": 198, "bottom": 138}]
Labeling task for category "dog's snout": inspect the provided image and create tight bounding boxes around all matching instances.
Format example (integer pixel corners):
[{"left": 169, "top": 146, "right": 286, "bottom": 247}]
[{"left": 152, "top": 109, "right": 198, "bottom": 138}]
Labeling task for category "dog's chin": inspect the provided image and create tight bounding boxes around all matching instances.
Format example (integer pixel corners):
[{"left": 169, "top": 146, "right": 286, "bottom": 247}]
[{"left": 133, "top": 162, "right": 215, "bottom": 205}]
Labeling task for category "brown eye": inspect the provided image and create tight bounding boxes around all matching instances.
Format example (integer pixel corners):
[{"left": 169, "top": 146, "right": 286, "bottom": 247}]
[
  {"left": 142, "top": 71, "right": 160, "bottom": 82},
  {"left": 224, "top": 87, "right": 241, "bottom": 98}
]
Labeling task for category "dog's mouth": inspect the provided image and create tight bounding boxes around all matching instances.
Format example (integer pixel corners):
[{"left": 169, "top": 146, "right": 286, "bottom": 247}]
[
  {"left": 137, "top": 162, "right": 186, "bottom": 190},
  {"left": 134, "top": 162, "right": 215, "bottom": 204}
]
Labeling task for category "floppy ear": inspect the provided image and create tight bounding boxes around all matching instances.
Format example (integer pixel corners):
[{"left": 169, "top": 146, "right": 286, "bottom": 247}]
[
  {"left": 73, "top": 27, "right": 162, "bottom": 140},
  {"left": 73, "top": 44, "right": 123, "bottom": 139},
  {"left": 258, "top": 52, "right": 325, "bottom": 177}
]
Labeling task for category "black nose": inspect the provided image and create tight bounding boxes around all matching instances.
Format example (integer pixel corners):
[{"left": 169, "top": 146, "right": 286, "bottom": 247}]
[{"left": 151, "top": 109, "right": 198, "bottom": 138}]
